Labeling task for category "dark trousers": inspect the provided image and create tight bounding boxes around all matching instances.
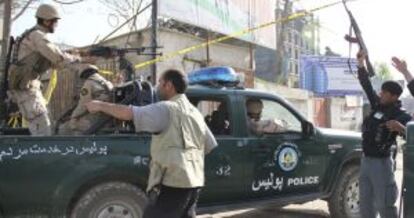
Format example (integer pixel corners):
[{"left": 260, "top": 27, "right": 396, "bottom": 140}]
[{"left": 143, "top": 185, "right": 201, "bottom": 218}]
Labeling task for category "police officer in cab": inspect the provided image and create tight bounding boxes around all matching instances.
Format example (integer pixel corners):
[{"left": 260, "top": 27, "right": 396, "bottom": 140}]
[
  {"left": 85, "top": 69, "right": 217, "bottom": 218},
  {"left": 8, "top": 4, "right": 93, "bottom": 136},
  {"left": 246, "top": 98, "right": 287, "bottom": 135},
  {"left": 59, "top": 64, "right": 113, "bottom": 135}
]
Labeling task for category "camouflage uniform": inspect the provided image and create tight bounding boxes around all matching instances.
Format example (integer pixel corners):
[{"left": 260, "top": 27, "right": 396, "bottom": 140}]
[
  {"left": 59, "top": 65, "right": 113, "bottom": 135},
  {"left": 8, "top": 5, "right": 81, "bottom": 136}
]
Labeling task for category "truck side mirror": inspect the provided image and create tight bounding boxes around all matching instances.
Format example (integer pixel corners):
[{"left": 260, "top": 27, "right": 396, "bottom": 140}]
[{"left": 303, "top": 121, "right": 315, "bottom": 137}]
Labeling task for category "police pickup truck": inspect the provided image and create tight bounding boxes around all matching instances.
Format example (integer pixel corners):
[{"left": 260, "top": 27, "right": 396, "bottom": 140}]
[{"left": 0, "top": 67, "right": 362, "bottom": 218}]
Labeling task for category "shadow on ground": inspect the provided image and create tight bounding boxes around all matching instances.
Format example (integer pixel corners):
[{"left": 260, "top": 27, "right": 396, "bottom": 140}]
[{"left": 219, "top": 206, "right": 330, "bottom": 218}]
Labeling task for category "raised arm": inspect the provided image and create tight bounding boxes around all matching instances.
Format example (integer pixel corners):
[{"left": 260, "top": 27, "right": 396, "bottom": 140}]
[
  {"left": 31, "top": 31, "right": 81, "bottom": 68},
  {"left": 85, "top": 100, "right": 170, "bottom": 133},
  {"left": 392, "top": 57, "right": 414, "bottom": 97},
  {"left": 357, "top": 50, "right": 379, "bottom": 107},
  {"left": 85, "top": 100, "right": 133, "bottom": 121}
]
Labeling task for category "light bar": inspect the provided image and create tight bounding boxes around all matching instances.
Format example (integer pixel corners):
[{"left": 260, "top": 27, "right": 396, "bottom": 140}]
[{"left": 188, "top": 67, "right": 240, "bottom": 87}]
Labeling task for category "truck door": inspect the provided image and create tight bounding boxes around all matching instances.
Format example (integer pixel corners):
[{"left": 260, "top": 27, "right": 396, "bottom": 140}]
[
  {"left": 0, "top": 136, "right": 93, "bottom": 213},
  {"left": 188, "top": 95, "right": 249, "bottom": 204},
  {"left": 243, "top": 97, "right": 328, "bottom": 199},
  {"left": 404, "top": 123, "right": 414, "bottom": 217}
]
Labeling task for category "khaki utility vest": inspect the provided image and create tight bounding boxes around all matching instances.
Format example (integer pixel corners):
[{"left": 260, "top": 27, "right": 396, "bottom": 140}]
[{"left": 147, "top": 94, "right": 208, "bottom": 192}]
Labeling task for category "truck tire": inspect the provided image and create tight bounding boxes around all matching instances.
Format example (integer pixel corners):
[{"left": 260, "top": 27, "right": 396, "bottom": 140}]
[
  {"left": 328, "top": 165, "right": 361, "bottom": 218},
  {"left": 70, "top": 182, "right": 147, "bottom": 218}
]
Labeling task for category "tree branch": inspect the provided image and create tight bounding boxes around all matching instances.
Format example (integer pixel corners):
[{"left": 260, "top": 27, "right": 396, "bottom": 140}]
[
  {"left": 51, "top": 0, "right": 85, "bottom": 5},
  {"left": 12, "top": 0, "right": 35, "bottom": 22}
]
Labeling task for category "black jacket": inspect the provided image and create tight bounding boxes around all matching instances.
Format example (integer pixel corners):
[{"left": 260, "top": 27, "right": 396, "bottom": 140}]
[
  {"left": 408, "top": 79, "right": 414, "bottom": 97},
  {"left": 358, "top": 67, "right": 412, "bottom": 157}
]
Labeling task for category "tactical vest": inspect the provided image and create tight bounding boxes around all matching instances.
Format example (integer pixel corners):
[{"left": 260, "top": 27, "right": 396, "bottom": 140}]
[
  {"left": 9, "top": 28, "right": 52, "bottom": 90},
  {"left": 362, "top": 103, "right": 411, "bottom": 157},
  {"left": 147, "top": 94, "right": 208, "bottom": 192}
]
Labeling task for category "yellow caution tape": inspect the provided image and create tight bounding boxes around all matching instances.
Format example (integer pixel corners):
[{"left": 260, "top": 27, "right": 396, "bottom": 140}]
[
  {"left": 135, "top": 0, "right": 344, "bottom": 70},
  {"left": 22, "top": 118, "right": 28, "bottom": 128},
  {"left": 44, "top": 69, "right": 58, "bottom": 105},
  {"left": 99, "top": 70, "right": 115, "bottom": 76},
  {"left": 7, "top": 113, "right": 20, "bottom": 128}
]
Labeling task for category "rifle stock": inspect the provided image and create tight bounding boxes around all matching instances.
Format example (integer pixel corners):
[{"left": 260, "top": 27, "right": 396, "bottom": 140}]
[{"left": 0, "top": 36, "right": 15, "bottom": 125}]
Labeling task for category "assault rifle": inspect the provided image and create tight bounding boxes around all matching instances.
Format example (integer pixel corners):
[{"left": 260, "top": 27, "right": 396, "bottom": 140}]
[
  {"left": 86, "top": 46, "right": 162, "bottom": 81},
  {"left": 87, "top": 46, "right": 162, "bottom": 59},
  {"left": 0, "top": 37, "right": 15, "bottom": 127},
  {"left": 343, "top": 0, "right": 375, "bottom": 77}
]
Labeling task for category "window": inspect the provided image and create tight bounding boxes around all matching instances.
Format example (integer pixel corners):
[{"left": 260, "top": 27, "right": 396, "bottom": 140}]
[
  {"left": 246, "top": 98, "right": 302, "bottom": 135},
  {"left": 189, "top": 98, "right": 231, "bottom": 136}
]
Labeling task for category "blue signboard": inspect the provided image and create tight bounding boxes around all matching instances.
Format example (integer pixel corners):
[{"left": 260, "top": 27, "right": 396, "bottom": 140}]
[{"left": 300, "top": 55, "right": 363, "bottom": 96}]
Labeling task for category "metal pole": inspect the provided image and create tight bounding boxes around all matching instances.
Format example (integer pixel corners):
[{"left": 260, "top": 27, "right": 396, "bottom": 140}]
[
  {"left": 1, "top": 0, "right": 12, "bottom": 61},
  {"left": 150, "top": 0, "right": 158, "bottom": 85},
  {"left": 206, "top": 31, "right": 210, "bottom": 67},
  {"left": 0, "top": 0, "right": 12, "bottom": 126},
  {"left": 100, "top": 3, "right": 152, "bottom": 43},
  {"left": 311, "top": 14, "right": 316, "bottom": 55},
  {"left": 275, "top": 0, "right": 290, "bottom": 84},
  {"left": 248, "top": 0, "right": 254, "bottom": 82}
]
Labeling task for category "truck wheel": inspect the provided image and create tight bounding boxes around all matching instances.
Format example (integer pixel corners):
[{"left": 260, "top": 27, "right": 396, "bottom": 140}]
[
  {"left": 70, "top": 182, "right": 147, "bottom": 218},
  {"left": 328, "top": 165, "right": 361, "bottom": 218}
]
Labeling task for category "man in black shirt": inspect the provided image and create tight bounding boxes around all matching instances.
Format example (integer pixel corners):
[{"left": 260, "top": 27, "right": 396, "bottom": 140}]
[
  {"left": 358, "top": 51, "right": 412, "bottom": 218},
  {"left": 384, "top": 57, "right": 414, "bottom": 134}
]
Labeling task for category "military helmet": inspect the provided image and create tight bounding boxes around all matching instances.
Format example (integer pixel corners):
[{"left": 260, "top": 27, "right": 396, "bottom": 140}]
[
  {"left": 36, "top": 4, "right": 60, "bottom": 20},
  {"left": 78, "top": 64, "right": 99, "bottom": 79}
]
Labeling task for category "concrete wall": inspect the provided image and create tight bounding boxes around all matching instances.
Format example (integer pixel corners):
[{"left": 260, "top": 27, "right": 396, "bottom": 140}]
[
  {"left": 254, "top": 78, "right": 314, "bottom": 121},
  {"left": 328, "top": 96, "right": 363, "bottom": 131},
  {"left": 402, "top": 97, "right": 414, "bottom": 116},
  {"left": 99, "top": 28, "right": 253, "bottom": 85}
]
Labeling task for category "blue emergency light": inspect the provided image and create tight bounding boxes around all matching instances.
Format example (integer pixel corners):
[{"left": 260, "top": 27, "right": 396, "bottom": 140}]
[{"left": 187, "top": 66, "right": 240, "bottom": 87}]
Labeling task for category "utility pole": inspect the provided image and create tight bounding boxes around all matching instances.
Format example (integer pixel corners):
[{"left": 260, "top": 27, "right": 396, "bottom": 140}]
[
  {"left": 275, "top": 0, "right": 291, "bottom": 85},
  {"left": 205, "top": 31, "right": 210, "bottom": 67},
  {"left": 316, "top": 17, "right": 320, "bottom": 55},
  {"left": 310, "top": 14, "right": 316, "bottom": 55},
  {"left": 150, "top": 0, "right": 158, "bottom": 85},
  {"left": 0, "top": 0, "right": 12, "bottom": 125}
]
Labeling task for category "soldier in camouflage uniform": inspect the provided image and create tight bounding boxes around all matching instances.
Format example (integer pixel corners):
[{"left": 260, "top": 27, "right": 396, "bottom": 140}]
[
  {"left": 8, "top": 4, "right": 91, "bottom": 135},
  {"left": 59, "top": 64, "right": 113, "bottom": 135}
]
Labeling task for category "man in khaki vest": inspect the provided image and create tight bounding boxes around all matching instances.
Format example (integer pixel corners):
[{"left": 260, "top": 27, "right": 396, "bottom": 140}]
[
  {"left": 85, "top": 69, "right": 217, "bottom": 218},
  {"left": 59, "top": 64, "right": 113, "bottom": 135},
  {"left": 8, "top": 4, "right": 93, "bottom": 135}
]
